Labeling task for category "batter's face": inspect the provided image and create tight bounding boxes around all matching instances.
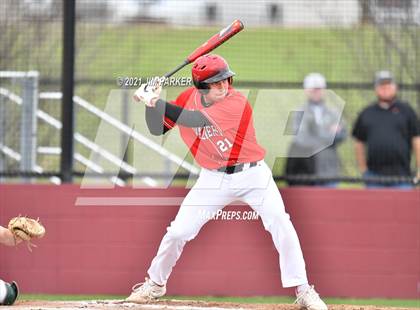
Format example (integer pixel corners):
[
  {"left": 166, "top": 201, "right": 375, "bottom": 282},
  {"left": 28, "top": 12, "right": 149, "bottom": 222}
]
[
  {"left": 204, "top": 79, "right": 229, "bottom": 103},
  {"left": 375, "top": 82, "right": 397, "bottom": 102}
]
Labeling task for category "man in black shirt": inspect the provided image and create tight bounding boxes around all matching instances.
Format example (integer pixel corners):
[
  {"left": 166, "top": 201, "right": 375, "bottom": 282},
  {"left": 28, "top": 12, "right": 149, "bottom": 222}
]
[{"left": 352, "top": 70, "right": 420, "bottom": 188}]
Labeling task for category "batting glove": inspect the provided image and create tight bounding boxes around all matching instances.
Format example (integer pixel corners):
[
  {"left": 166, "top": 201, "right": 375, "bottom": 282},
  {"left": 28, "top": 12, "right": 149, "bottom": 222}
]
[{"left": 133, "top": 77, "right": 163, "bottom": 107}]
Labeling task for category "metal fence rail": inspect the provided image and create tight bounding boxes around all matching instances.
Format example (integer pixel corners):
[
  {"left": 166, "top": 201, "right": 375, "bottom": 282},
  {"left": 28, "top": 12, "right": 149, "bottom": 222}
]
[{"left": 0, "top": 78, "right": 199, "bottom": 185}]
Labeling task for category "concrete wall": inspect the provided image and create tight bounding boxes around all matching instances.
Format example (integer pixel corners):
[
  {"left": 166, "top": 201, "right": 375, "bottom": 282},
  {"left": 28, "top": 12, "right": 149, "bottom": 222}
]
[{"left": 0, "top": 185, "right": 418, "bottom": 298}]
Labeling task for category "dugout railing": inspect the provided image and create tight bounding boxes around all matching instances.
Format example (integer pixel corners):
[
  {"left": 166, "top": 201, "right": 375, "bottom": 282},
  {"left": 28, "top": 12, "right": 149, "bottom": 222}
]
[{"left": 0, "top": 71, "right": 199, "bottom": 185}]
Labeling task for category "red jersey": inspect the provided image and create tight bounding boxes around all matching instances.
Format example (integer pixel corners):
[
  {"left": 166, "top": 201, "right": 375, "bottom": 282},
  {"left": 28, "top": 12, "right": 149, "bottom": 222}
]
[{"left": 164, "top": 87, "right": 266, "bottom": 169}]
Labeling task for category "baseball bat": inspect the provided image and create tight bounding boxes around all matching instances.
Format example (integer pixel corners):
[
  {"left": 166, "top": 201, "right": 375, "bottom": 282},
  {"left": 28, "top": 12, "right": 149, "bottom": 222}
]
[{"left": 163, "top": 19, "right": 244, "bottom": 78}]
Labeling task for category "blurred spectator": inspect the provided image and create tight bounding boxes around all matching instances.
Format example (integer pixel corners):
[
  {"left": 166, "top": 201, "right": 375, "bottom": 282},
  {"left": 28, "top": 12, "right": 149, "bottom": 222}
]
[
  {"left": 285, "top": 73, "right": 347, "bottom": 187},
  {"left": 352, "top": 70, "right": 420, "bottom": 189}
]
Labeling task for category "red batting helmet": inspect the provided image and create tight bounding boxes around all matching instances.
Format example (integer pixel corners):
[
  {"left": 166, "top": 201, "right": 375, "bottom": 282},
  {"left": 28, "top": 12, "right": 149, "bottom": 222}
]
[{"left": 192, "top": 54, "right": 235, "bottom": 91}]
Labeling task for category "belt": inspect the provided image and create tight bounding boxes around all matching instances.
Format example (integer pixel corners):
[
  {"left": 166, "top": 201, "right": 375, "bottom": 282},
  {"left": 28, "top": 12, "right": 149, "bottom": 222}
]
[{"left": 216, "top": 161, "right": 260, "bottom": 174}]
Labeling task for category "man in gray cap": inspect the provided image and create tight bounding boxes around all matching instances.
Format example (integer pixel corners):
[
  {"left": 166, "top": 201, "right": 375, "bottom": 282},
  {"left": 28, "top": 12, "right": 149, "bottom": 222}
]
[
  {"left": 352, "top": 70, "right": 420, "bottom": 188},
  {"left": 285, "top": 73, "right": 347, "bottom": 186}
]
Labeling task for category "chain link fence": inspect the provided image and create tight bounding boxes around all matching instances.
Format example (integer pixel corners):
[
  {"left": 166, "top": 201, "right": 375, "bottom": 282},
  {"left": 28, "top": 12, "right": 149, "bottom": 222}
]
[{"left": 0, "top": 0, "right": 419, "bottom": 186}]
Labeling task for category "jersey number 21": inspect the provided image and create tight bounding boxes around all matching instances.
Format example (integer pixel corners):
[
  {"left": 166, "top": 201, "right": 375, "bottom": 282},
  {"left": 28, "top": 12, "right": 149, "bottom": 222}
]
[{"left": 217, "top": 138, "right": 233, "bottom": 152}]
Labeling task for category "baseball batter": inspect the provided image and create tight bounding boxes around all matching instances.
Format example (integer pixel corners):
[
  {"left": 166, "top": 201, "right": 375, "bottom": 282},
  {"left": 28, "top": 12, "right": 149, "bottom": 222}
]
[{"left": 128, "top": 54, "right": 327, "bottom": 310}]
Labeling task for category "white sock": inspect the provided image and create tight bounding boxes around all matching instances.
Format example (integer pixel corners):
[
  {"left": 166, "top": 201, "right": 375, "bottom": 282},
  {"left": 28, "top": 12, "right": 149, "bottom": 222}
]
[
  {"left": 296, "top": 283, "right": 311, "bottom": 295},
  {"left": 0, "top": 280, "right": 7, "bottom": 304}
]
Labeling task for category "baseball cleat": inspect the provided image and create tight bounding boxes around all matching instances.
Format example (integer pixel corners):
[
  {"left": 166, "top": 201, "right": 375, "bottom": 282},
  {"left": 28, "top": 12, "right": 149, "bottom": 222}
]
[
  {"left": 125, "top": 278, "right": 166, "bottom": 302},
  {"left": 295, "top": 285, "right": 328, "bottom": 310}
]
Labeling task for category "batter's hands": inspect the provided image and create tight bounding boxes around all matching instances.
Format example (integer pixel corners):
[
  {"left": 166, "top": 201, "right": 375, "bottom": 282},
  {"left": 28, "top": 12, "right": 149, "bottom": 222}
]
[{"left": 133, "top": 77, "right": 163, "bottom": 107}]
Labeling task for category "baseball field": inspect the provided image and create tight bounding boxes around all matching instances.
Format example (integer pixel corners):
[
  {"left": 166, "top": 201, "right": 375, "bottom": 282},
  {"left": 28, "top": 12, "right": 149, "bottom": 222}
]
[
  {"left": 11, "top": 294, "right": 419, "bottom": 309},
  {"left": 2, "top": 2, "right": 420, "bottom": 309}
]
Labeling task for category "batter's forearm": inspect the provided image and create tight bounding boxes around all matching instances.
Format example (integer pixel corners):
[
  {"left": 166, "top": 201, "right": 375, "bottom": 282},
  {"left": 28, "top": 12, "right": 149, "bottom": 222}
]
[
  {"left": 145, "top": 106, "right": 169, "bottom": 136},
  {"left": 354, "top": 139, "right": 367, "bottom": 173},
  {"left": 155, "top": 99, "right": 211, "bottom": 128}
]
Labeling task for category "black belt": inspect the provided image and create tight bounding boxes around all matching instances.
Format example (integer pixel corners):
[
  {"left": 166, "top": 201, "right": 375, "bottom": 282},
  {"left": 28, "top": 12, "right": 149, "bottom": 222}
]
[{"left": 217, "top": 161, "right": 259, "bottom": 174}]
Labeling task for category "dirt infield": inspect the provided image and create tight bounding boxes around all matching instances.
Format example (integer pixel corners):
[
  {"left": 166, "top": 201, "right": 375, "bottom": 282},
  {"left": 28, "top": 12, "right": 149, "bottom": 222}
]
[{"left": 13, "top": 299, "right": 413, "bottom": 310}]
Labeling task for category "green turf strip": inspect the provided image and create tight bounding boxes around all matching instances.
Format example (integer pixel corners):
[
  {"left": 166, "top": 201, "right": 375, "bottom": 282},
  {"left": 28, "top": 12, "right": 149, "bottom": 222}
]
[{"left": 20, "top": 294, "right": 419, "bottom": 308}]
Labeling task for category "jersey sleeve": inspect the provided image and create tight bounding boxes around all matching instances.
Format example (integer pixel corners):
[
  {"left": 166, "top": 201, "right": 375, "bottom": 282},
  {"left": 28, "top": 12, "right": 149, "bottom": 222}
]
[
  {"left": 200, "top": 91, "right": 249, "bottom": 131},
  {"left": 163, "top": 87, "right": 194, "bottom": 129}
]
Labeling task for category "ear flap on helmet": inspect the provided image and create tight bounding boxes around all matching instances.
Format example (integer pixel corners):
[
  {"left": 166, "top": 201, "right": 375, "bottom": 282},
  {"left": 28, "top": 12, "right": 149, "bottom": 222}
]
[
  {"left": 193, "top": 80, "right": 210, "bottom": 94},
  {"left": 198, "top": 86, "right": 210, "bottom": 94},
  {"left": 194, "top": 76, "right": 232, "bottom": 95}
]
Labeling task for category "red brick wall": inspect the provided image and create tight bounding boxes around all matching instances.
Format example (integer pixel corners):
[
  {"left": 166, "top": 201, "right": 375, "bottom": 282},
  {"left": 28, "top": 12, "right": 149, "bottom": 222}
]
[{"left": 0, "top": 185, "right": 419, "bottom": 298}]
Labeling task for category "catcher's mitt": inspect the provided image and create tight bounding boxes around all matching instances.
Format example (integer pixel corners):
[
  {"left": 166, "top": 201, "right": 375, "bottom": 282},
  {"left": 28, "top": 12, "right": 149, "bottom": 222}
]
[{"left": 8, "top": 216, "right": 46, "bottom": 250}]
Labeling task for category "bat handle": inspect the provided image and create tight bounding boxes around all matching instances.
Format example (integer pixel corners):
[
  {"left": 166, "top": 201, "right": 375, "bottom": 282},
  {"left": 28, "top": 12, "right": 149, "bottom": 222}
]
[{"left": 163, "top": 60, "right": 190, "bottom": 78}]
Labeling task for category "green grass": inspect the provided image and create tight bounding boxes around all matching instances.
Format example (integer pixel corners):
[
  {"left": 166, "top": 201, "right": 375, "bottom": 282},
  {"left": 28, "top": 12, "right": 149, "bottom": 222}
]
[
  {"left": 20, "top": 294, "right": 420, "bottom": 308},
  {"left": 9, "top": 23, "right": 418, "bottom": 84},
  {"left": 20, "top": 294, "right": 122, "bottom": 301},
  {"left": 80, "top": 26, "right": 357, "bottom": 82}
]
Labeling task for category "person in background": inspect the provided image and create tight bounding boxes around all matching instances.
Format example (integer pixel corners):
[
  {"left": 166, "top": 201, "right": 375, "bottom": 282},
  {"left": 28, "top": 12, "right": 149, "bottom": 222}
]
[
  {"left": 352, "top": 70, "right": 420, "bottom": 189},
  {"left": 0, "top": 225, "right": 20, "bottom": 305},
  {"left": 285, "top": 73, "right": 347, "bottom": 187}
]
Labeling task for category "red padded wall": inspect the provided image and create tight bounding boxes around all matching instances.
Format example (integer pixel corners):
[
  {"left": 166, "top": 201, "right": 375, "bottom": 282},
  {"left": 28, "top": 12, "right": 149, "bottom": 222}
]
[{"left": 0, "top": 185, "right": 419, "bottom": 298}]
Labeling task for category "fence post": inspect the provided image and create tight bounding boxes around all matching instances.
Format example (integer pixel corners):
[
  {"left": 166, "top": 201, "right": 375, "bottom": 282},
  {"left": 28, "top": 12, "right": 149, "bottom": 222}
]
[
  {"left": 121, "top": 88, "right": 130, "bottom": 163},
  {"left": 417, "top": 83, "right": 420, "bottom": 115},
  {"left": 0, "top": 93, "right": 4, "bottom": 181},
  {"left": 20, "top": 71, "right": 39, "bottom": 181},
  {"left": 120, "top": 88, "right": 131, "bottom": 182},
  {"left": 60, "top": 0, "right": 76, "bottom": 183}
]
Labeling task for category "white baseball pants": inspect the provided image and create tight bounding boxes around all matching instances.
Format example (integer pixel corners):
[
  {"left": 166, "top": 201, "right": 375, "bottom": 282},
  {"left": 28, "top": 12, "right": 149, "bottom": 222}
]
[{"left": 147, "top": 161, "right": 308, "bottom": 288}]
